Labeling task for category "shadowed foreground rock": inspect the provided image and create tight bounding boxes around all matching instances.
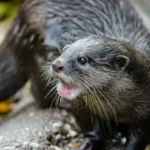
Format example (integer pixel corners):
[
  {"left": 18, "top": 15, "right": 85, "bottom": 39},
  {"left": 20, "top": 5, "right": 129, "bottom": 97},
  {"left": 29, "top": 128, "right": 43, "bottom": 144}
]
[
  {"left": 0, "top": 92, "right": 149, "bottom": 150},
  {"left": 0, "top": 89, "right": 125, "bottom": 150},
  {"left": 0, "top": 94, "right": 74, "bottom": 150}
]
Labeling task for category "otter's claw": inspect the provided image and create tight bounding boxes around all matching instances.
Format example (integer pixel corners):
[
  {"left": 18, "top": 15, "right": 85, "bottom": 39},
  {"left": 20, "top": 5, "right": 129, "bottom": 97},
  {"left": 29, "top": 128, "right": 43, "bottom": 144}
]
[{"left": 80, "top": 139, "right": 93, "bottom": 150}]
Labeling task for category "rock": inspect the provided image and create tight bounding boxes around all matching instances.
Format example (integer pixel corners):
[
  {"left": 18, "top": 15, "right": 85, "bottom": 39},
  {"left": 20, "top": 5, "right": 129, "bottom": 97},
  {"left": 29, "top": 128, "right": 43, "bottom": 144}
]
[
  {"left": 50, "top": 145, "right": 63, "bottom": 150},
  {"left": 52, "top": 122, "right": 63, "bottom": 130},
  {"left": 68, "top": 130, "right": 77, "bottom": 138},
  {"left": 121, "top": 137, "right": 127, "bottom": 145}
]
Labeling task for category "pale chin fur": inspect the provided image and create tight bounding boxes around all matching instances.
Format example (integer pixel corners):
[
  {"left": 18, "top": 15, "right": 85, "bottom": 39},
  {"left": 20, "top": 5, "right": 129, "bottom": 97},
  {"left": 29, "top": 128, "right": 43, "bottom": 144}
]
[{"left": 56, "top": 82, "right": 81, "bottom": 100}]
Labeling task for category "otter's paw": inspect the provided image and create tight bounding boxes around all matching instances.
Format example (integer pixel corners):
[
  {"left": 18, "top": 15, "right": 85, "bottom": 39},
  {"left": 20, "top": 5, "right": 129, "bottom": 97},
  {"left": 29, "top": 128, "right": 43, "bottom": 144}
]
[
  {"left": 68, "top": 139, "right": 92, "bottom": 150},
  {"left": 80, "top": 138, "right": 104, "bottom": 150},
  {"left": 80, "top": 139, "right": 94, "bottom": 150}
]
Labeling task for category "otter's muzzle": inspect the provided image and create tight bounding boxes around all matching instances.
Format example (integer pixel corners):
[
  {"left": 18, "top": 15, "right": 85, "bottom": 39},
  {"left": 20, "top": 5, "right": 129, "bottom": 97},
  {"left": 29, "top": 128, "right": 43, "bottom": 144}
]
[{"left": 52, "top": 60, "right": 64, "bottom": 73}]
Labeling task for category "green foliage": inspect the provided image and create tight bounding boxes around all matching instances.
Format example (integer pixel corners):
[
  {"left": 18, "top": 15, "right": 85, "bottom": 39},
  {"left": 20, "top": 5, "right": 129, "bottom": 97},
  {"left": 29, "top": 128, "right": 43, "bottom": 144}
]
[{"left": 0, "top": 1, "right": 20, "bottom": 21}]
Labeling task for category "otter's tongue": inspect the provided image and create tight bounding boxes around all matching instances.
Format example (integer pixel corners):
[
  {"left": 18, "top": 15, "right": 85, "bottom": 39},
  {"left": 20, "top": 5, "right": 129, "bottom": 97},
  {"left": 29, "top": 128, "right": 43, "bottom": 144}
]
[{"left": 58, "top": 82, "right": 75, "bottom": 98}]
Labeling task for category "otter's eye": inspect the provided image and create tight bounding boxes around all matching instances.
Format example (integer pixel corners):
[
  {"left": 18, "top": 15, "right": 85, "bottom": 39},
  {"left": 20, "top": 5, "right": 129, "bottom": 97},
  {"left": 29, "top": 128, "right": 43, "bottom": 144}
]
[{"left": 77, "top": 57, "right": 88, "bottom": 65}]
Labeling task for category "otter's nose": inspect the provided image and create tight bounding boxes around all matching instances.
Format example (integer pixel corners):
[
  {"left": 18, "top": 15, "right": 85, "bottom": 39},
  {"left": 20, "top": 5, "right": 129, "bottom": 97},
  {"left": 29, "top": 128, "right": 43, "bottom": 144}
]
[{"left": 52, "top": 60, "right": 64, "bottom": 72}]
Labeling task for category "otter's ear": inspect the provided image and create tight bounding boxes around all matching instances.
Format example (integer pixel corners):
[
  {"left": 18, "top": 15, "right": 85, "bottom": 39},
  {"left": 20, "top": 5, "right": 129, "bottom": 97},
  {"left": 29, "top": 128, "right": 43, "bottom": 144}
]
[{"left": 113, "top": 55, "right": 130, "bottom": 71}]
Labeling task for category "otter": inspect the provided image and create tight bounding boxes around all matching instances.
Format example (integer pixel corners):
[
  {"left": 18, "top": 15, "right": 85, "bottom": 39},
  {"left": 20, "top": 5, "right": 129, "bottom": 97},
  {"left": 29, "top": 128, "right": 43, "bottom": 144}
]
[
  {"left": 0, "top": 0, "right": 150, "bottom": 149},
  {"left": 48, "top": 2, "right": 150, "bottom": 150},
  {"left": 51, "top": 35, "right": 150, "bottom": 149},
  {"left": 51, "top": 37, "right": 150, "bottom": 148}
]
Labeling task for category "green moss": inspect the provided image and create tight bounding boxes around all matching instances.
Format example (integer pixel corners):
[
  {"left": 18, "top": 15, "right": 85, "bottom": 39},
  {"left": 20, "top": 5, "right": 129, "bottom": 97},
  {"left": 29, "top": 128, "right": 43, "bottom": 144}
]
[{"left": 0, "top": 1, "right": 20, "bottom": 21}]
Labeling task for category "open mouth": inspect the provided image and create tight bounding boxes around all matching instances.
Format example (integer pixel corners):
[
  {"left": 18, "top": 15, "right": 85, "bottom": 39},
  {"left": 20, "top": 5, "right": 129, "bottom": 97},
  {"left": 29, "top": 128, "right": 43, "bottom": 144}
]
[{"left": 55, "top": 78, "right": 81, "bottom": 100}]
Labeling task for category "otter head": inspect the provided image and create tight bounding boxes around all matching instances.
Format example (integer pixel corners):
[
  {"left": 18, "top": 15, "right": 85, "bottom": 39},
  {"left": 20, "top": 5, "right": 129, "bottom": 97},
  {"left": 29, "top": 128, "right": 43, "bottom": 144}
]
[{"left": 50, "top": 35, "right": 132, "bottom": 101}]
